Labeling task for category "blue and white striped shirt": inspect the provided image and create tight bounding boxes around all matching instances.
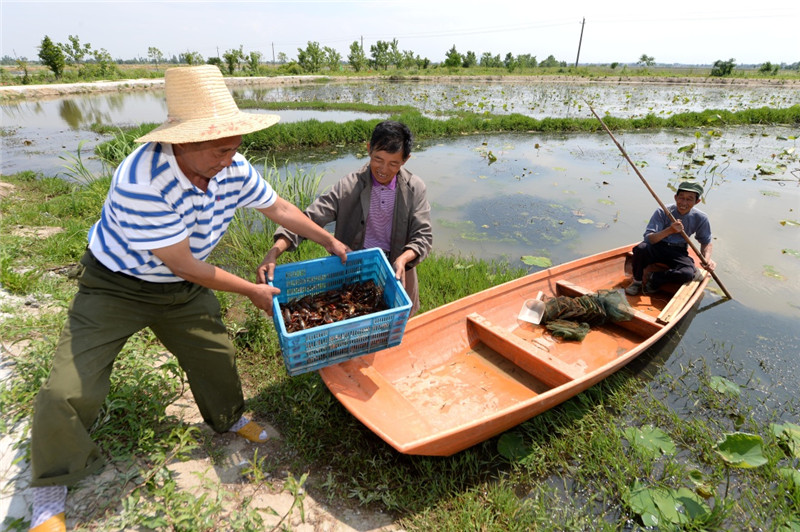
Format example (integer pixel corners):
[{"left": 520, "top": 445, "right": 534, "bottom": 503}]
[{"left": 88, "top": 142, "right": 277, "bottom": 282}]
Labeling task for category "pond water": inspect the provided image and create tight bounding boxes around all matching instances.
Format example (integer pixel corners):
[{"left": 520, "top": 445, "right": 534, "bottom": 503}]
[{"left": 1, "top": 79, "right": 799, "bottom": 418}]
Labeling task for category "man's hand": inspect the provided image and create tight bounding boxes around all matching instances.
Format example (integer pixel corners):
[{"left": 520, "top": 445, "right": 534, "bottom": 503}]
[
  {"left": 257, "top": 246, "right": 282, "bottom": 284},
  {"left": 247, "top": 282, "right": 281, "bottom": 316},
  {"left": 325, "top": 239, "right": 350, "bottom": 264}
]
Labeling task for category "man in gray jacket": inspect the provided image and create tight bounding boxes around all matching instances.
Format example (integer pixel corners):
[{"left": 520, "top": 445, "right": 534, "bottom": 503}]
[{"left": 259, "top": 120, "right": 432, "bottom": 315}]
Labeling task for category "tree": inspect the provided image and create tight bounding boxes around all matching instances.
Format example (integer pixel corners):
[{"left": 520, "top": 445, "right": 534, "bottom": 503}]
[
  {"left": 147, "top": 47, "right": 164, "bottom": 66},
  {"left": 758, "top": 61, "right": 779, "bottom": 75},
  {"left": 503, "top": 52, "right": 517, "bottom": 72},
  {"left": 38, "top": 35, "right": 65, "bottom": 79},
  {"left": 711, "top": 58, "right": 736, "bottom": 77},
  {"left": 90, "top": 47, "right": 117, "bottom": 77},
  {"left": 59, "top": 35, "right": 91, "bottom": 66},
  {"left": 323, "top": 46, "right": 341, "bottom": 72},
  {"left": 222, "top": 47, "right": 244, "bottom": 74},
  {"left": 277, "top": 52, "right": 288, "bottom": 64},
  {"left": 388, "top": 39, "right": 403, "bottom": 68},
  {"left": 369, "top": 41, "right": 391, "bottom": 70},
  {"left": 462, "top": 51, "right": 477, "bottom": 68},
  {"left": 638, "top": 54, "right": 655, "bottom": 67},
  {"left": 246, "top": 51, "right": 262, "bottom": 75},
  {"left": 348, "top": 41, "right": 367, "bottom": 72},
  {"left": 480, "top": 52, "right": 502, "bottom": 68},
  {"left": 180, "top": 51, "right": 204, "bottom": 66},
  {"left": 297, "top": 41, "right": 325, "bottom": 73},
  {"left": 517, "top": 54, "right": 537, "bottom": 69},
  {"left": 443, "top": 45, "right": 462, "bottom": 68},
  {"left": 539, "top": 54, "right": 560, "bottom": 68}
]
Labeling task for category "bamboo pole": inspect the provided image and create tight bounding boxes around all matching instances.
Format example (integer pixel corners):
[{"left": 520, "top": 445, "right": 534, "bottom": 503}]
[{"left": 588, "top": 105, "right": 733, "bottom": 300}]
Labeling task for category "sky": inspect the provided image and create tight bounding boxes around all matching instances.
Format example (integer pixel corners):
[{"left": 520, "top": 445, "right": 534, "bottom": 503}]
[{"left": 1, "top": 0, "right": 798, "bottom": 66}]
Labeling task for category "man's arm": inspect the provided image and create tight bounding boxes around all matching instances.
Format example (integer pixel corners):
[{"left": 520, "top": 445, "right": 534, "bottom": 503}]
[
  {"left": 258, "top": 196, "right": 349, "bottom": 259},
  {"left": 256, "top": 197, "right": 350, "bottom": 283},
  {"left": 700, "top": 241, "right": 716, "bottom": 272},
  {"left": 151, "top": 238, "right": 281, "bottom": 314}
]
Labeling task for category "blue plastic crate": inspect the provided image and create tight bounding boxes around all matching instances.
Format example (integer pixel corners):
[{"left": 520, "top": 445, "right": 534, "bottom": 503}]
[{"left": 270, "top": 248, "right": 412, "bottom": 376}]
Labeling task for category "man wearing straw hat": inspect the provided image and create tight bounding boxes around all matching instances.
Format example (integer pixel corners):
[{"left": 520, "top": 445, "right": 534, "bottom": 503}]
[{"left": 26, "top": 65, "right": 349, "bottom": 532}]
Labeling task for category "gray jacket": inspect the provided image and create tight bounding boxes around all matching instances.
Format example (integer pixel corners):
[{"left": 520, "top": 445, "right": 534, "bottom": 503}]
[{"left": 274, "top": 164, "right": 433, "bottom": 314}]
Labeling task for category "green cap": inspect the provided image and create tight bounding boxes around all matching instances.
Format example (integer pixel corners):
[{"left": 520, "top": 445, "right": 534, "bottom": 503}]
[{"left": 677, "top": 181, "right": 703, "bottom": 197}]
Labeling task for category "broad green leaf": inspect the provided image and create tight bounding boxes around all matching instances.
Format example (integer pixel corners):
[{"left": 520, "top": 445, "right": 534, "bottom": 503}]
[
  {"left": 626, "top": 480, "right": 660, "bottom": 527},
  {"left": 709, "top": 376, "right": 741, "bottom": 396},
  {"left": 497, "top": 432, "right": 529, "bottom": 461},
  {"left": 772, "top": 422, "right": 800, "bottom": 458},
  {"left": 652, "top": 487, "right": 711, "bottom": 525},
  {"left": 624, "top": 425, "right": 676, "bottom": 458},
  {"left": 783, "top": 249, "right": 800, "bottom": 258},
  {"left": 678, "top": 143, "right": 695, "bottom": 153},
  {"left": 779, "top": 467, "right": 800, "bottom": 488},
  {"left": 714, "top": 432, "right": 768, "bottom": 468},
  {"left": 763, "top": 265, "right": 787, "bottom": 280},
  {"left": 521, "top": 256, "right": 552, "bottom": 268},
  {"left": 687, "top": 469, "right": 715, "bottom": 498},
  {"left": 626, "top": 482, "right": 711, "bottom": 527}
]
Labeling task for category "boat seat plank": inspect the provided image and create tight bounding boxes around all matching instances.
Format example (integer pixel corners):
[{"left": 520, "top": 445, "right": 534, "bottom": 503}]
[
  {"left": 555, "top": 280, "right": 664, "bottom": 338},
  {"left": 466, "top": 313, "right": 582, "bottom": 387},
  {"left": 657, "top": 272, "right": 704, "bottom": 324}
]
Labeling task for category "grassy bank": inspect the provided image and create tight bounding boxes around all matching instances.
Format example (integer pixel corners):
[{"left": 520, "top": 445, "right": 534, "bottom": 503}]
[
  {"left": 94, "top": 104, "right": 800, "bottom": 169},
  {"left": 2, "top": 164, "right": 800, "bottom": 531}
]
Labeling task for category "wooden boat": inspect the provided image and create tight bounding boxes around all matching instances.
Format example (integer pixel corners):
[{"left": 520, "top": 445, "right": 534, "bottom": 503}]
[{"left": 318, "top": 243, "right": 710, "bottom": 456}]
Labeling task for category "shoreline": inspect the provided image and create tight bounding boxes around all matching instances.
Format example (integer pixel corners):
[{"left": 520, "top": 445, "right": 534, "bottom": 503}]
[{"left": 3, "top": 74, "right": 799, "bottom": 102}]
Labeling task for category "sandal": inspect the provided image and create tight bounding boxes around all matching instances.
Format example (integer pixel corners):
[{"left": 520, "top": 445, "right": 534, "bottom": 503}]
[
  {"left": 29, "top": 512, "right": 65, "bottom": 532},
  {"left": 236, "top": 421, "right": 269, "bottom": 443}
]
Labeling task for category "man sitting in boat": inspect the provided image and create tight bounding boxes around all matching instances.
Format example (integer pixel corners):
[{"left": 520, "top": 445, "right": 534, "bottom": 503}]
[
  {"left": 625, "top": 181, "right": 717, "bottom": 295},
  {"left": 259, "top": 120, "right": 433, "bottom": 316}
]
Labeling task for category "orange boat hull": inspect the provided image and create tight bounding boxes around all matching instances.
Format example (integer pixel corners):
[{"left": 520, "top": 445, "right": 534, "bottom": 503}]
[{"left": 319, "top": 243, "right": 710, "bottom": 456}]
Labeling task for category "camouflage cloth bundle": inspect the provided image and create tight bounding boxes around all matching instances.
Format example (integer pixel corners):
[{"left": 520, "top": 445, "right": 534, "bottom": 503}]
[{"left": 541, "top": 289, "right": 634, "bottom": 341}]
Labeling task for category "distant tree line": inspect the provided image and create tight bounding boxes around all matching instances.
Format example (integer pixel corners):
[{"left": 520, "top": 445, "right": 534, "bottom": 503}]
[{"left": 2, "top": 34, "right": 798, "bottom": 81}]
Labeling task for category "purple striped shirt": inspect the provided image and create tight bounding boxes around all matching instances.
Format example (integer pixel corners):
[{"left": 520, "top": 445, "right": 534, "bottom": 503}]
[{"left": 363, "top": 173, "right": 396, "bottom": 252}]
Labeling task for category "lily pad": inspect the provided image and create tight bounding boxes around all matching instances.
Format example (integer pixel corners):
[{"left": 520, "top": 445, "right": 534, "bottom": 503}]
[
  {"left": 497, "top": 432, "right": 529, "bottom": 461},
  {"left": 687, "top": 469, "right": 715, "bottom": 498},
  {"left": 624, "top": 425, "right": 676, "bottom": 458},
  {"left": 763, "top": 265, "right": 787, "bottom": 280},
  {"left": 709, "top": 376, "right": 741, "bottom": 396},
  {"left": 771, "top": 422, "right": 800, "bottom": 459},
  {"left": 521, "top": 256, "right": 552, "bottom": 268},
  {"left": 780, "top": 220, "right": 800, "bottom": 227},
  {"left": 782, "top": 249, "right": 800, "bottom": 258},
  {"left": 714, "top": 432, "right": 768, "bottom": 468},
  {"left": 626, "top": 480, "right": 711, "bottom": 527}
]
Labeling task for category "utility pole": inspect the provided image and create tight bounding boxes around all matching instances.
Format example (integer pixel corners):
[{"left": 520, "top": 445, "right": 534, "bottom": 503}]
[
  {"left": 575, "top": 17, "right": 585, "bottom": 68},
  {"left": 272, "top": 42, "right": 275, "bottom": 64}
]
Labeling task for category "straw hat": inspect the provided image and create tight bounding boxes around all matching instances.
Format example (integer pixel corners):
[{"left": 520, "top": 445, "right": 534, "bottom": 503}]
[{"left": 136, "top": 65, "right": 279, "bottom": 144}]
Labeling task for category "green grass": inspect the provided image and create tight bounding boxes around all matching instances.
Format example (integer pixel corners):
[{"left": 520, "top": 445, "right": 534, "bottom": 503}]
[
  {"left": 95, "top": 105, "right": 800, "bottom": 168},
  {"left": 3, "top": 149, "right": 800, "bottom": 531}
]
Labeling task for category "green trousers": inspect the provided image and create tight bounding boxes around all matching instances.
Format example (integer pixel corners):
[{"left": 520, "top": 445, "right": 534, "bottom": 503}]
[{"left": 30, "top": 250, "right": 245, "bottom": 487}]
